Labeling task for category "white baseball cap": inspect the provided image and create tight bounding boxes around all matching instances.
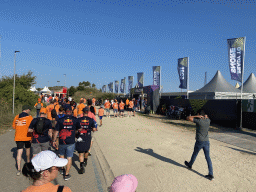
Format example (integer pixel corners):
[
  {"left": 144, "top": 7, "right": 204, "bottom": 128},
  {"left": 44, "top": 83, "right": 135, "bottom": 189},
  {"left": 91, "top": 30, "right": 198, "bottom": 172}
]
[{"left": 32, "top": 150, "right": 68, "bottom": 172}]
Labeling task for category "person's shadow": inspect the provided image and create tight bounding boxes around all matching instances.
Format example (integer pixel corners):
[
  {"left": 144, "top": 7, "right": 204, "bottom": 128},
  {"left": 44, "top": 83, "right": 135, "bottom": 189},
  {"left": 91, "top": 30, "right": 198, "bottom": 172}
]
[
  {"left": 72, "top": 153, "right": 80, "bottom": 172},
  {"left": 11, "top": 147, "right": 30, "bottom": 169},
  {"left": 134, "top": 147, "right": 205, "bottom": 178}
]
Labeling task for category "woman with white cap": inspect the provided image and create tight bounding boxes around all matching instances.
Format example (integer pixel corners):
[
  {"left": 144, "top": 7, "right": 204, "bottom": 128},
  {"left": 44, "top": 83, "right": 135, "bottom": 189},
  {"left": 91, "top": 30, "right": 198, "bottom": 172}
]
[{"left": 21, "top": 150, "right": 72, "bottom": 192}]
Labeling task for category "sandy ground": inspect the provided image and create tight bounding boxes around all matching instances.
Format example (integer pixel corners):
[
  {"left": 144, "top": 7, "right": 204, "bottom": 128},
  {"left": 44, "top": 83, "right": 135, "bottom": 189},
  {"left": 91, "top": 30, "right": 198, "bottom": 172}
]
[{"left": 94, "top": 110, "right": 256, "bottom": 192}]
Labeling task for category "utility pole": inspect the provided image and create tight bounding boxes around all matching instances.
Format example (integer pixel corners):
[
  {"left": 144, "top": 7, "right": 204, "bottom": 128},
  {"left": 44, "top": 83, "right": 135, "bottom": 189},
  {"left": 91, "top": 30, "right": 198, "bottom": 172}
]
[{"left": 13, "top": 51, "right": 20, "bottom": 114}]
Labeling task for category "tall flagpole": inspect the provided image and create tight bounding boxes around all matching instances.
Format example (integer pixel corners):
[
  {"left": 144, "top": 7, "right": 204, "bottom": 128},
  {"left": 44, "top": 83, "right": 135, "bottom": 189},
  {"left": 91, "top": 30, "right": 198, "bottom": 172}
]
[
  {"left": 240, "top": 37, "right": 246, "bottom": 129},
  {"left": 187, "top": 57, "right": 189, "bottom": 99}
]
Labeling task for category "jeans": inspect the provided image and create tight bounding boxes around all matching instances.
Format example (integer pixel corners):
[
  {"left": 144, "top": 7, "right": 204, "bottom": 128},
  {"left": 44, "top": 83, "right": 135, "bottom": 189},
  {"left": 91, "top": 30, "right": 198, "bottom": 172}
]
[
  {"left": 188, "top": 141, "right": 213, "bottom": 175},
  {"left": 36, "top": 109, "right": 40, "bottom": 117}
]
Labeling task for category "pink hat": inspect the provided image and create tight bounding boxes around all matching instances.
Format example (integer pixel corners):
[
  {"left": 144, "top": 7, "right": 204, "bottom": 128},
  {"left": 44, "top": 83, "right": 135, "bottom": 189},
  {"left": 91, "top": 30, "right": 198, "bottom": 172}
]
[{"left": 110, "top": 174, "right": 138, "bottom": 192}]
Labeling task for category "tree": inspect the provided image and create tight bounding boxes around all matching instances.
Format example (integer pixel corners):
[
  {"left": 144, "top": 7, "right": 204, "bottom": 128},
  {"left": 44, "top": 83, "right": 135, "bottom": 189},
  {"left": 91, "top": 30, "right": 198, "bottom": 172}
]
[
  {"left": 78, "top": 81, "right": 91, "bottom": 87},
  {"left": 92, "top": 83, "right": 96, "bottom": 88},
  {"left": 68, "top": 86, "right": 76, "bottom": 96}
]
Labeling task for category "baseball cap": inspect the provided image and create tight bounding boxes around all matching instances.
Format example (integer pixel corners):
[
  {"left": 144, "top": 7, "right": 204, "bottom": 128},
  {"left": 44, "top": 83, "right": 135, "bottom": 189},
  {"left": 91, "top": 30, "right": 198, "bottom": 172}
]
[
  {"left": 22, "top": 105, "right": 32, "bottom": 111},
  {"left": 32, "top": 150, "right": 68, "bottom": 172},
  {"left": 110, "top": 174, "right": 138, "bottom": 192},
  {"left": 82, "top": 107, "right": 89, "bottom": 112},
  {"left": 40, "top": 108, "right": 47, "bottom": 114}
]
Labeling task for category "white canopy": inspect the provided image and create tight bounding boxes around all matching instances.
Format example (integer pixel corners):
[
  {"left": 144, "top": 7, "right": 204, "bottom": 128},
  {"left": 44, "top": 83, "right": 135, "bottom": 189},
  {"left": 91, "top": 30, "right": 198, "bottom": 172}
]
[
  {"left": 41, "top": 86, "right": 51, "bottom": 92},
  {"left": 29, "top": 86, "right": 38, "bottom": 92}
]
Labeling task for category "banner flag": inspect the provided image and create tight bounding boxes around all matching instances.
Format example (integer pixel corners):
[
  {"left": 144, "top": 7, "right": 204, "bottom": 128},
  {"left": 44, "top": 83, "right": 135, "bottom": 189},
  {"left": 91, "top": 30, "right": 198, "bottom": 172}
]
[
  {"left": 153, "top": 66, "right": 161, "bottom": 86},
  {"left": 128, "top": 76, "right": 133, "bottom": 93},
  {"left": 115, "top": 81, "right": 119, "bottom": 93},
  {"left": 227, "top": 37, "right": 245, "bottom": 82},
  {"left": 110, "top": 82, "right": 113, "bottom": 93},
  {"left": 108, "top": 84, "right": 111, "bottom": 92},
  {"left": 137, "top": 72, "right": 144, "bottom": 88},
  {"left": 120, "top": 79, "right": 124, "bottom": 93},
  {"left": 177, "top": 57, "right": 188, "bottom": 89}
]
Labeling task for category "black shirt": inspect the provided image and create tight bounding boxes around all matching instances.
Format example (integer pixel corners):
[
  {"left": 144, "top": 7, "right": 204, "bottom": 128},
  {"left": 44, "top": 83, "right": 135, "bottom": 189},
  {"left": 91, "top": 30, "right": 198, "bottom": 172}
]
[
  {"left": 77, "top": 116, "right": 95, "bottom": 141},
  {"left": 29, "top": 117, "right": 52, "bottom": 143}
]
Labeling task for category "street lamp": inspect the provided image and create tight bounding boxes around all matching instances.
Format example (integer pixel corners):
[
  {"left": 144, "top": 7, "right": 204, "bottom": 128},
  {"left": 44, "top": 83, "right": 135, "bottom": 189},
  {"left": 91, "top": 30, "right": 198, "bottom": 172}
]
[
  {"left": 63, "top": 74, "right": 66, "bottom": 87},
  {"left": 13, "top": 51, "right": 20, "bottom": 114}
]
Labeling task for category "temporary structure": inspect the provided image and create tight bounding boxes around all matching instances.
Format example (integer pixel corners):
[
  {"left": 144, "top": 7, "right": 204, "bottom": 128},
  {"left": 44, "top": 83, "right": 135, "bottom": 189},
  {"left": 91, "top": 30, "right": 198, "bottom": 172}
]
[
  {"left": 189, "top": 70, "right": 241, "bottom": 99},
  {"left": 29, "top": 86, "right": 38, "bottom": 92}
]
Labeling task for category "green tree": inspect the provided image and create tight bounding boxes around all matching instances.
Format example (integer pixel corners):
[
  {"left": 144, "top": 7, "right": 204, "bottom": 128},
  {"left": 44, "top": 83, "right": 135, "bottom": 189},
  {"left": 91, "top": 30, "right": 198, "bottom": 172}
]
[
  {"left": 79, "top": 81, "right": 91, "bottom": 87},
  {"left": 92, "top": 83, "right": 96, "bottom": 88},
  {"left": 68, "top": 86, "right": 76, "bottom": 96}
]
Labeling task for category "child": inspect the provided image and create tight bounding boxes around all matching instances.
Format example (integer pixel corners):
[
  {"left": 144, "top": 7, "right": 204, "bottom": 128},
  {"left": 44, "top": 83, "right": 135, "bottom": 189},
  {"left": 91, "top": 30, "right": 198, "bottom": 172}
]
[{"left": 98, "top": 105, "right": 104, "bottom": 126}]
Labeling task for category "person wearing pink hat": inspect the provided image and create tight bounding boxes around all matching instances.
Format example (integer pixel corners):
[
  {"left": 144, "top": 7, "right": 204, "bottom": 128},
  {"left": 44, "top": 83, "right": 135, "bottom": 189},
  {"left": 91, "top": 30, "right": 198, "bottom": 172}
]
[
  {"left": 110, "top": 174, "right": 138, "bottom": 192},
  {"left": 21, "top": 150, "right": 72, "bottom": 192}
]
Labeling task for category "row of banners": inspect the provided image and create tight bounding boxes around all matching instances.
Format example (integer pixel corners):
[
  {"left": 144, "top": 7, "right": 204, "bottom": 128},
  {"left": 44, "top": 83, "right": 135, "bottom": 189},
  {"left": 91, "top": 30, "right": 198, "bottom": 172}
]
[
  {"left": 102, "top": 37, "right": 245, "bottom": 93},
  {"left": 102, "top": 67, "right": 161, "bottom": 93}
]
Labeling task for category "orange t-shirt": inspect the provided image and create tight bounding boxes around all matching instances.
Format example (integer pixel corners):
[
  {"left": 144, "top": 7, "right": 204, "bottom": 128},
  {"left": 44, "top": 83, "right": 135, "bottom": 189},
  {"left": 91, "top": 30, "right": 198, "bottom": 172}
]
[
  {"left": 34, "top": 102, "right": 43, "bottom": 108},
  {"left": 98, "top": 108, "right": 104, "bottom": 116},
  {"left": 22, "top": 183, "right": 72, "bottom": 192},
  {"left": 77, "top": 103, "right": 85, "bottom": 115},
  {"left": 113, "top": 103, "right": 118, "bottom": 109},
  {"left": 126, "top": 99, "right": 129, "bottom": 105},
  {"left": 104, "top": 102, "right": 111, "bottom": 109},
  {"left": 12, "top": 114, "right": 33, "bottom": 141},
  {"left": 119, "top": 102, "right": 125, "bottom": 110},
  {"left": 72, "top": 106, "right": 78, "bottom": 118},
  {"left": 129, "top": 101, "right": 134, "bottom": 108},
  {"left": 46, "top": 104, "right": 55, "bottom": 120},
  {"left": 55, "top": 97, "right": 59, "bottom": 101},
  {"left": 54, "top": 103, "right": 60, "bottom": 114},
  {"left": 92, "top": 98, "right": 96, "bottom": 103}
]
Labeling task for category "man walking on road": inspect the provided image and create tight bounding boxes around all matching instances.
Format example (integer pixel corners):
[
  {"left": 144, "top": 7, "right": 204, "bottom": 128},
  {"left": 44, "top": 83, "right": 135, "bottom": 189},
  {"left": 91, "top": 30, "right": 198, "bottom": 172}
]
[
  {"left": 12, "top": 105, "right": 33, "bottom": 176},
  {"left": 185, "top": 109, "right": 214, "bottom": 181},
  {"left": 104, "top": 99, "right": 111, "bottom": 118},
  {"left": 28, "top": 108, "right": 53, "bottom": 157},
  {"left": 34, "top": 98, "right": 43, "bottom": 118},
  {"left": 53, "top": 108, "right": 80, "bottom": 181},
  {"left": 119, "top": 100, "right": 125, "bottom": 118},
  {"left": 76, "top": 107, "right": 97, "bottom": 174}
]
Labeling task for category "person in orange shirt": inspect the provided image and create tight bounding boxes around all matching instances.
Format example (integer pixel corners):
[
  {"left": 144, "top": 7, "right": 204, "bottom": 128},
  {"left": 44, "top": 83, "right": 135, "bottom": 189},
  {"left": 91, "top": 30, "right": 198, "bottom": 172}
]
[
  {"left": 21, "top": 150, "right": 72, "bottom": 192},
  {"left": 104, "top": 99, "right": 111, "bottom": 118},
  {"left": 128, "top": 99, "right": 134, "bottom": 117},
  {"left": 112, "top": 100, "right": 119, "bottom": 118},
  {"left": 92, "top": 98, "right": 96, "bottom": 106},
  {"left": 12, "top": 105, "right": 33, "bottom": 176},
  {"left": 126, "top": 98, "right": 129, "bottom": 110},
  {"left": 83, "top": 98, "right": 87, "bottom": 106},
  {"left": 98, "top": 105, "right": 104, "bottom": 126},
  {"left": 53, "top": 100, "right": 60, "bottom": 114},
  {"left": 34, "top": 98, "right": 44, "bottom": 117},
  {"left": 45, "top": 100, "right": 55, "bottom": 120},
  {"left": 119, "top": 100, "right": 125, "bottom": 118},
  {"left": 77, "top": 99, "right": 86, "bottom": 117}
]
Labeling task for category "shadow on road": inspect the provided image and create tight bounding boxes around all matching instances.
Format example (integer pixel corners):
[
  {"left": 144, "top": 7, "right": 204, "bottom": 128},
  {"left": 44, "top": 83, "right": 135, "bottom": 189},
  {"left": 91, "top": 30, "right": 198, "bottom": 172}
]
[
  {"left": 134, "top": 147, "right": 205, "bottom": 178},
  {"left": 225, "top": 146, "right": 256, "bottom": 156},
  {"left": 72, "top": 153, "right": 80, "bottom": 172},
  {"left": 11, "top": 147, "right": 29, "bottom": 169}
]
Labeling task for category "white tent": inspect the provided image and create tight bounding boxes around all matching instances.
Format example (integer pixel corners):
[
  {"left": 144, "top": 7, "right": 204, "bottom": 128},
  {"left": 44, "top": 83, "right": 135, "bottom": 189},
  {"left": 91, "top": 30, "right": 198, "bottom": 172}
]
[
  {"left": 29, "top": 86, "right": 38, "bottom": 92},
  {"left": 40, "top": 86, "right": 51, "bottom": 93}
]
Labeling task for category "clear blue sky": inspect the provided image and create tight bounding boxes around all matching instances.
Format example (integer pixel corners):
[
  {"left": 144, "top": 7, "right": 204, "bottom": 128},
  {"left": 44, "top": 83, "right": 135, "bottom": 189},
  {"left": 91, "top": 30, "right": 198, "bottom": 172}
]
[{"left": 1, "top": 0, "right": 256, "bottom": 92}]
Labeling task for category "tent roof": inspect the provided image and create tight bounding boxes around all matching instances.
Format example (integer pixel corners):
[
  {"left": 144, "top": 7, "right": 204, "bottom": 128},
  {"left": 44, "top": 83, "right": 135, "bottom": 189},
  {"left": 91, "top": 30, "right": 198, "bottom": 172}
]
[
  {"left": 192, "top": 70, "right": 240, "bottom": 93},
  {"left": 239, "top": 73, "right": 256, "bottom": 93},
  {"left": 29, "top": 86, "right": 37, "bottom": 92},
  {"left": 41, "top": 86, "right": 51, "bottom": 92}
]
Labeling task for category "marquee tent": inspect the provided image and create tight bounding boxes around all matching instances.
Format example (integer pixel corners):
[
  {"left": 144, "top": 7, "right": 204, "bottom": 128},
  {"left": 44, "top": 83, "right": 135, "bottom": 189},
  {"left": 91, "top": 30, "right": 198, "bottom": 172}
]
[
  {"left": 29, "top": 86, "right": 37, "bottom": 92},
  {"left": 40, "top": 86, "right": 52, "bottom": 93},
  {"left": 189, "top": 70, "right": 241, "bottom": 99}
]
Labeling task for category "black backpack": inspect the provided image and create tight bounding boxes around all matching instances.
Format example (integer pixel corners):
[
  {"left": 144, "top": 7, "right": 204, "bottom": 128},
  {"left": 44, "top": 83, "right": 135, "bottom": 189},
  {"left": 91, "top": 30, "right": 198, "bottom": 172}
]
[
  {"left": 51, "top": 105, "right": 57, "bottom": 118},
  {"left": 35, "top": 118, "right": 45, "bottom": 134}
]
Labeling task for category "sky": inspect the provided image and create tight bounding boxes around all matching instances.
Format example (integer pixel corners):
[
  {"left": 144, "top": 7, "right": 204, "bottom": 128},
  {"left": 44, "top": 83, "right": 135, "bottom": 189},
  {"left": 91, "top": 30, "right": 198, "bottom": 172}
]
[{"left": 0, "top": 0, "right": 256, "bottom": 93}]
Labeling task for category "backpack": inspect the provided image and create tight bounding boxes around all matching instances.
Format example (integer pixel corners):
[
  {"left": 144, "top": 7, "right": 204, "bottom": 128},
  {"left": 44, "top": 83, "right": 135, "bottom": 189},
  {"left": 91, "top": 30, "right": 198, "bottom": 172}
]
[
  {"left": 36, "top": 103, "right": 42, "bottom": 109},
  {"left": 35, "top": 118, "right": 45, "bottom": 134},
  {"left": 51, "top": 105, "right": 57, "bottom": 119}
]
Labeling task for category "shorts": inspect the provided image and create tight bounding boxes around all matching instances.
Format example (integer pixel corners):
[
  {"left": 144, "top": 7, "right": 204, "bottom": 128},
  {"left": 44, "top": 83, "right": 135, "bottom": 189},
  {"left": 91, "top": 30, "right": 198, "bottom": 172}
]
[
  {"left": 132, "top": 107, "right": 136, "bottom": 112},
  {"left": 76, "top": 136, "right": 91, "bottom": 153},
  {"left": 113, "top": 109, "right": 118, "bottom": 113},
  {"left": 105, "top": 108, "right": 110, "bottom": 113},
  {"left": 32, "top": 141, "right": 50, "bottom": 155},
  {"left": 58, "top": 143, "right": 75, "bottom": 158},
  {"left": 128, "top": 108, "right": 132, "bottom": 111},
  {"left": 99, "top": 116, "right": 103, "bottom": 120},
  {"left": 16, "top": 141, "right": 31, "bottom": 149},
  {"left": 120, "top": 109, "right": 124, "bottom": 112}
]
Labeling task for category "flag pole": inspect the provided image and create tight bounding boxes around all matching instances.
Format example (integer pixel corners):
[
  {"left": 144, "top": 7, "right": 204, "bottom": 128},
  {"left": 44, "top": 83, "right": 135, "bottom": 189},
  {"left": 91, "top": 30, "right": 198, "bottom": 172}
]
[
  {"left": 187, "top": 57, "right": 189, "bottom": 99},
  {"left": 240, "top": 36, "right": 246, "bottom": 129}
]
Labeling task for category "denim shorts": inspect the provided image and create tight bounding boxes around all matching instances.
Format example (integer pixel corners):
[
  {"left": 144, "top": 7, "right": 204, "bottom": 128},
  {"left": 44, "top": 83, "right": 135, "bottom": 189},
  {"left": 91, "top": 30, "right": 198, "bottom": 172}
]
[
  {"left": 59, "top": 143, "right": 75, "bottom": 158},
  {"left": 113, "top": 109, "right": 118, "bottom": 113},
  {"left": 105, "top": 108, "right": 110, "bottom": 113}
]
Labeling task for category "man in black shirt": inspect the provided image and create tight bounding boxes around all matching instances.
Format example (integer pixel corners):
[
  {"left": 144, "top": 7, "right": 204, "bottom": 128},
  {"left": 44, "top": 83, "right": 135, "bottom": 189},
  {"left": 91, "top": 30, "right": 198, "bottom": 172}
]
[
  {"left": 28, "top": 108, "right": 53, "bottom": 157},
  {"left": 76, "top": 107, "right": 97, "bottom": 174},
  {"left": 53, "top": 107, "right": 80, "bottom": 181},
  {"left": 185, "top": 109, "right": 214, "bottom": 181}
]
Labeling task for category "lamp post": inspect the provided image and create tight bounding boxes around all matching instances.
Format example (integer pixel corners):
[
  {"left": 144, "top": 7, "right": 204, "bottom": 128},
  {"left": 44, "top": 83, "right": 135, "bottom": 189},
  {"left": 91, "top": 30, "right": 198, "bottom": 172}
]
[
  {"left": 13, "top": 51, "right": 20, "bottom": 114},
  {"left": 63, "top": 74, "right": 66, "bottom": 87}
]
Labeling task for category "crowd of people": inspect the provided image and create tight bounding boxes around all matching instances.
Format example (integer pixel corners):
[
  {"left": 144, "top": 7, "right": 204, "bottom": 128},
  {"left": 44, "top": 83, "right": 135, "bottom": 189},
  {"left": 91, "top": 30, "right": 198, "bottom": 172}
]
[{"left": 12, "top": 95, "right": 139, "bottom": 192}]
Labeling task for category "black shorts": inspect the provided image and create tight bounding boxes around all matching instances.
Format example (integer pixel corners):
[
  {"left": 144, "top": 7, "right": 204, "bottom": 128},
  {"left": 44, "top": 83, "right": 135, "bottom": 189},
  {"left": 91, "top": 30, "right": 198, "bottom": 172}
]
[
  {"left": 76, "top": 137, "right": 92, "bottom": 153},
  {"left": 128, "top": 108, "right": 132, "bottom": 111},
  {"left": 16, "top": 141, "right": 31, "bottom": 149}
]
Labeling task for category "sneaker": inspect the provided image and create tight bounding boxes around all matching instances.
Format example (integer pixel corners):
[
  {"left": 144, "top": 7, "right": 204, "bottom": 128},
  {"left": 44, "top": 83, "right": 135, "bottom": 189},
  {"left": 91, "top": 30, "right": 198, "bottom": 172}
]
[
  {"left": 59, "top": 168, "right": 65, "bottom": 175},
  {"left": 88, "top": 152, "right": 91, "bottom": 156},
  {"left": 83, "top": 160, "right": 88, "bottom": 167},
  {"left": 16, "top": 170, "right": 21, "bottom": 176},
  {"left": 78, "top": 166, "right": 85, "bottom": 174},
  {"left": 184, "top": 161, "right": 192, "bottom": 169},
  {"left": 64, "top": 174, "right": 71, "bottom": 181},
  {"left": 205, "top": 175, "right": 214, "bottom": 181}
]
